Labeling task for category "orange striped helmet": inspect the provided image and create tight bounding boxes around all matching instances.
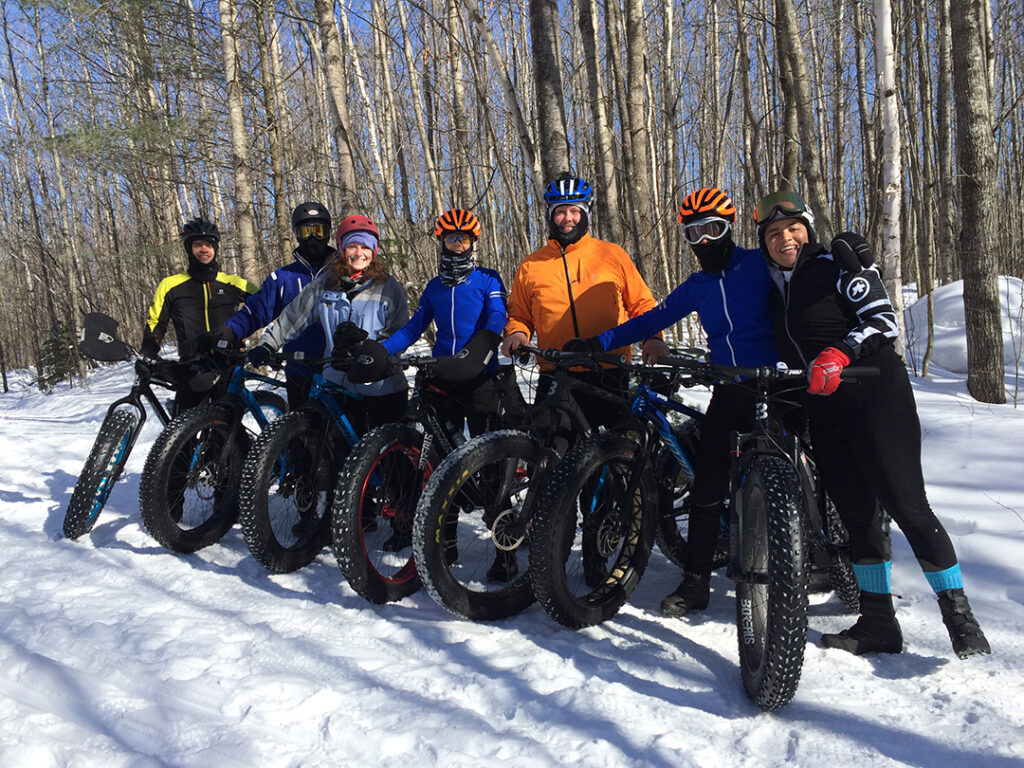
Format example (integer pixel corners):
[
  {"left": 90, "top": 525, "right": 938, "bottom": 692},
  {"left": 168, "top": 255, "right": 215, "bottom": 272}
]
[
  {"left": 434, "top": 209, "right": 481, "bottom": 240},
  {"left": 677, "top": 187, "right": 737, "bottom": 225}
]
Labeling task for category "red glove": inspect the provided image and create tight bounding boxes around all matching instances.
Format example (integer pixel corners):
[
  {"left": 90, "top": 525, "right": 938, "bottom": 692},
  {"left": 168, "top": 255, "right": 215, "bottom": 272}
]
[{"left": 808, "top": 347, "right": 850, "bottom": 395}]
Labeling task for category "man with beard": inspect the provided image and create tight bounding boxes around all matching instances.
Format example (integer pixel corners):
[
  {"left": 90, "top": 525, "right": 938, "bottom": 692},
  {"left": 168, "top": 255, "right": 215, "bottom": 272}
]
[
  {"left": 142, "top": 217, "right": 256, "bottom": 413},
  {"left": 573, "top": 187, "right": 780, "bottom": 618},
  {"left": 217, "top": 201, "right": 338, "bottom": 407},
  {"left": 500, "top": 173, "right": 662, "bottom": 428}
]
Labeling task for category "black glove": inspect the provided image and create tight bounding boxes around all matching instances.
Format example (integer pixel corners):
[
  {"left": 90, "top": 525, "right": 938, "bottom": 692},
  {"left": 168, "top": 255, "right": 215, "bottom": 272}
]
[
  {"left": 347, "top": 339, "right": 391, "bottom": 384},
  {"left": 247, "top": 344, "right": 274, "bottom": 368},
  {"left": 562, "top": 336, "right": 603, "bottom": 354},
  {"left": 198, "top": 326, "right": 236, "bottom": 353},
  {"left": 831, "top": 232, "right": 875, "bottom": 273},
  {"left": 140, "top": 334, "right": 161, "bottom": 359},
  {"left": 332, "top": 321, "right": 368, "bottom": 353},
  {"left": 431, "top": 329, "right": 501, "bottom": 382}
]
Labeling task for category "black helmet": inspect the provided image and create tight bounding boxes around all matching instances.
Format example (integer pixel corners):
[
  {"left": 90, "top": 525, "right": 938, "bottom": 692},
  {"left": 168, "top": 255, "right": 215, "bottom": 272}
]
[
  {"left": 291, "top": 201, "right": 331, "bottom": 241},
  {"left": 181, "top": 218, "right": 220, "bottom": 245}
]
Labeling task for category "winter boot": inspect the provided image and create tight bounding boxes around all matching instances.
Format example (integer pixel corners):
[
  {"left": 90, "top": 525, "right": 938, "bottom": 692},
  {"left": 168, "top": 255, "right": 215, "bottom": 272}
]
[
  {"left": 820, "top": 591, "right": 903, "bottom": 655},
  {"left": 937, "top": 589, "right": 991, "bottom": 659},
  {"left": 660, "top": 572, "right": 710, "bottom": 618},
  {"left": 485, "top": 549, "right": 519, "bottom": 583}
]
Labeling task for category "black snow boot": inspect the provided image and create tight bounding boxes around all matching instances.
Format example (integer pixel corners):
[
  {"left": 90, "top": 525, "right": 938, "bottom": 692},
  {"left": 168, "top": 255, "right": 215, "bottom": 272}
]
[
  {"left": 937, "top": 588, "right": 991, "bottom": 659},
  {"left": 660, "top": 572, "right": 710, "bottom": 618},
  {"left": 821, "top": 591, "right": 903, "bottom": 655},
  {"left": 485, "top": 549, "right": 519, "bottom": 583}
]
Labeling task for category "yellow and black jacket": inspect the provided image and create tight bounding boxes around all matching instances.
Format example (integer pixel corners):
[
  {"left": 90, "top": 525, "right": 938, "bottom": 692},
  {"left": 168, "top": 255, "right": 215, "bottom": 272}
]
[{"left": 144, "top": 270, "right": 256, "bottom": 360}]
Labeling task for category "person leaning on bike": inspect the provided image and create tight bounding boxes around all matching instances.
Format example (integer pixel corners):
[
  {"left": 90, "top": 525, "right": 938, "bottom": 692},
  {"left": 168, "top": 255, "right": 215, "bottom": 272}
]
[
  {"left": 142, "top": 218, "right": 256, "bottom": 414},
  {"left": 379, "top": 208, "right": 509, "bottom": 436},
  {"left": 215, "top": 201, "right": 338, "bottom": 409},
  {"left": 499, "top": 173, "right": 663, "bottom": 428},
  {"left": 755, "top": 189, "right": 989, "bottom": 659},
  {"left": 568, "top": 187, "right": 781, "bottom": 618}
]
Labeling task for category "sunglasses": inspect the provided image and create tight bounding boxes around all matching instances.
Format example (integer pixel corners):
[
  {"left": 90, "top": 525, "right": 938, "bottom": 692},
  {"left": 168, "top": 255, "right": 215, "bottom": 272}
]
[
  {"left": 443, "top": 234, "right": 472, "bottom": 247},
  {"left": 753, "top": 190, "right": 809, "bottom": 226},
  {"left": 296, "top": 222, "right": 327, "bottom": 240},
  {"left": 682, "top": 217, "right": 731, "bottom": 246}
]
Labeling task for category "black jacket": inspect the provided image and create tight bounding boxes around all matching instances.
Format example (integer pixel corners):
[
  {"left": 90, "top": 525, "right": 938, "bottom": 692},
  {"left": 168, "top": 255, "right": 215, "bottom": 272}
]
[
  {"left": 144, "top": 270, "right": 256, "bottom": 360},
  {"left": 767, "top": 244, "right": 900, "bottom": 368}
]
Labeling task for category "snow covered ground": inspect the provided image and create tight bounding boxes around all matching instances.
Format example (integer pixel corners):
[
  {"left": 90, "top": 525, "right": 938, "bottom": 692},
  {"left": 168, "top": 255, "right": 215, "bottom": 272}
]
[{"left": 0, "top": 282, "right": 1022, "bottom": 767}]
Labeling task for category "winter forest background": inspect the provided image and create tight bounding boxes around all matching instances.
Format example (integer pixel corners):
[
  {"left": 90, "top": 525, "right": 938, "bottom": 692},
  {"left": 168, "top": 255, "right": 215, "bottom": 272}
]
[{"left": 0, "top": 0, "right": 1020, "bottom": 401}]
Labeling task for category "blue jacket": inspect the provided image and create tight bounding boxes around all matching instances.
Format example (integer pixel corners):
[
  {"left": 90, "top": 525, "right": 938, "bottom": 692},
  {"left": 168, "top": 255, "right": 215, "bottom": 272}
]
[
  {"left": 382, "top": 268, "right": 507, "bottom": 372},
  {"left": 225, "top": 252, "right": 333, "bottom": 376},
  {"left": 599, "top": 245, "right": 779, "bottom": 367}
]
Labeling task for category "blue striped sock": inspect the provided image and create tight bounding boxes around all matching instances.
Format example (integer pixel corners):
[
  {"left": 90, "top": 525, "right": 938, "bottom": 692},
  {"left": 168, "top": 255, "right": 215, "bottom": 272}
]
[
  {"left": 853, "top": 561, "right": 891, "bottom": 594},
  {"left": 923, "top": 564, "right": 963, "bottom": 592}
]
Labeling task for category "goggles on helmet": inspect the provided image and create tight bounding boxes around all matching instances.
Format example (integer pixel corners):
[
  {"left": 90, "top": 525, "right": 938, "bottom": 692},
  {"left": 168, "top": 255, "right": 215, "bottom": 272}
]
[
  {"left": 682, "top": 217, "right": 731, "bottom": 246},
  {"left": 753, "top": 190, "right": 810, "bottom": 228},
  {"left": 296, "top": 221, "right": 328, "bottom": 240}
]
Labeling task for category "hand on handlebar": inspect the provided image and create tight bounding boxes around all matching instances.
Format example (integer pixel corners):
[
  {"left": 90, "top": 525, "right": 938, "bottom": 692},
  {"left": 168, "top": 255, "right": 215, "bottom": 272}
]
[
  {"left": 501, "top": 331, "right": 528, "bottom": 358},
  {"left": 807, "top": 347, "right": 850, "bottom": 395},
  {"left": 641, "top": 338, "right": 670, "bottom": 365}
]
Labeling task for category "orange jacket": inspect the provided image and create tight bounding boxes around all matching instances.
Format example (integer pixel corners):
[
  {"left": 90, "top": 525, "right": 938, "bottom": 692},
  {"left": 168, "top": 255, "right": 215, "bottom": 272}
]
[{"left": 504, "top": 233, "right": 660, "bottom": 367}]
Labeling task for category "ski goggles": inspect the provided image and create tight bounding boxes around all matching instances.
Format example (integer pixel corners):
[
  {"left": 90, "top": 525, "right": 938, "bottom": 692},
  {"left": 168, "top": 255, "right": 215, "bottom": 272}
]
[
  {"left": 682, "top": 216, "right": 731, "bottom": 246},
  {"left": 296, "top": 221, "right": 328, "bottom": 240},
  {"left": 753, "top": 190, "right": 810, "bottom": 227}
]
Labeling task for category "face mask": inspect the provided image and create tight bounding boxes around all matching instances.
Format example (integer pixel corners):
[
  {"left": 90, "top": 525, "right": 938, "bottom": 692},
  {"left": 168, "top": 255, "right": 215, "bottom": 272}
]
[
  {"left": 439, "top": 246, "right": 475, "bottom": 286},
  {"left": 549, "top": 210, "right": 589, "bottom": 247},
  {"left": 298, "top": 237, "right": 331, "bottom": 267},
  {"left": 693, "top": 236, "right": 735, "bottom": 273}
]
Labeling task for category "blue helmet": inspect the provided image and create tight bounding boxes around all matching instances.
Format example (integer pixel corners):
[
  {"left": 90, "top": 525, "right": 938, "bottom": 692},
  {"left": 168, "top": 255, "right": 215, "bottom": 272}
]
[{"left": 543, "top": 175, "right": 593, "bottom": 215}]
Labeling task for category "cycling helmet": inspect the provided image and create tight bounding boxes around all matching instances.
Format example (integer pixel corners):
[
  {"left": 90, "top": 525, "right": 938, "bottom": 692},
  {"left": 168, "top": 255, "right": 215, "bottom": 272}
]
[
  {"left": 181, "top": 218, "right": 220, "bottom": 245},
  {"left": 336, "top": 214, "right": 381, "bottom": 255},
  {"left": 291, "top": 201, "right": 331, "bottom": 242},
  {"left": 434, "top": 209, "right": 481, "bottom": 240},
  {"left": 543, "top": 174, "right": 594, "bottom": 216},
  {"left": 753, "top": 189, "right": 817, "bottom": 242},
  {"left": 677, "top": 188, "right": 736, "bottom": 225}
]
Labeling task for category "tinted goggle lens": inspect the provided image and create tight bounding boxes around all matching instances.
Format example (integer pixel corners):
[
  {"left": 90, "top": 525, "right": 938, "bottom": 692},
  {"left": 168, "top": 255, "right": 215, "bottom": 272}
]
[
  {"left": 443, "top": 234, "right": 472, "bottom": 247},
  {"left": 754, "top": 191, "right": 807, "bottom": 225},
  {"left": 297, "top": 222, "right": 327, "bottom": 240},
  {"left": 683, "top": 217, "right": 730, "bottom": 245}
]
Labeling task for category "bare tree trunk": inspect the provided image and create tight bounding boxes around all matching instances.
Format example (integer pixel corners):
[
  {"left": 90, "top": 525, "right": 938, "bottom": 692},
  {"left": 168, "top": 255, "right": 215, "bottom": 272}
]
[
  {"left": 530, "top": 0, "right": 570, "bottom": 181},
  {"left": 951, "top": 0, "right": 1005, "bottom": 403},
  {"left": 774, "top": 0, "right": 833, "bottom": 239},
  {"left": 873, "top": 0, "right": 904, "bottom": 355},
  {"left": 576, "top": 0, "right": 621, "bottom": 243},
  {"left": 935, "top": 0, "right": 957, "bottom": 285},
  {"left": 217, "top": 0, "right": 260, "bottom": 278},
  {"left": 622, "top": 0, "right": 655, "bottom": 275},
  {"left": 853, "top": 0, "right": 878, "bottom": 227},
  {"left": 913, "top": 0, "right": 936, "bottom": 376},
  {"left": 255, "top": 0, "right": 291, "bottom": 266},
  {"left": 447, "top": 0, "right": 474, "bottom": 204}
]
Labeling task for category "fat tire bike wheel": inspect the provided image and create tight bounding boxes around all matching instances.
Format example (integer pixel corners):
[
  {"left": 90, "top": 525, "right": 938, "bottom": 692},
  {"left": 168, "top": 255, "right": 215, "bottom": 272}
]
[
  {"left": 413, "top": 430, "right": 543, "bottom": 621},
  {"left": 734, "top": 455, "right": 809, "bottom": 711},
  {"left": 239, "top": 410, "right": 340, "bottom": 573},
  {"left": 63, "top": 409, "right": 139, "bottom": 539},
  {"left": 332, "top": 423, "right": 439, "bottom": 604},
  {"left": 139, "top": 403, "right": 245, "bottom": 553},
  {"left": 529, "top": 432, "right": 657, "bottom": 629}
]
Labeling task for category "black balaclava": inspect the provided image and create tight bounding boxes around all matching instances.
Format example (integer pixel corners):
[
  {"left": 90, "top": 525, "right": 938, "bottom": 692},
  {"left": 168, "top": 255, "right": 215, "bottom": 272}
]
[
  {"left": 297, "top": 234, "right": 332, "bottom": 269},
  {"left": 692, "top": 235, "right": 735, "bottom": 274},
  {"left": 548, "top": 206, "right": 590, "bottom": 248},
  {"left": 439, "top": 239, "right": 476, "bottom": 286},
  {"left": 185, "top": 237, "right": 220, "bottom": 281}
]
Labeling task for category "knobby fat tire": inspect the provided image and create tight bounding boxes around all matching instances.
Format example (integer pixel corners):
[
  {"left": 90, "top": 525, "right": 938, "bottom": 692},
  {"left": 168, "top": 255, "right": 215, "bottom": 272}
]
[
  {"left": 332, "top": 423, "right": 438, "bottom": 604},
  {"left": 139, "top": 403, "right": 243, "bottom": 553},
  {"left": 63, "top": 409, "right": 139, "bottom": 539},
  {"left": 413, "top": 430, "right": 542, "bottom": 621},
  {"left": 734, "top": 455, "right": 809, "bottom": 711},
  {"left": 529, "top": 432, "right": 658, "bottom": 630},
  {"left": 239, "top": 410, "right": 337, "bottom": 573}
]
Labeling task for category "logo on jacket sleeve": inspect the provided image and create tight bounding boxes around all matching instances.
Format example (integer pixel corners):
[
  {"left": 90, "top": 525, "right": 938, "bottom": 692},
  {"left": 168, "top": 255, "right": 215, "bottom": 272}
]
[{"left": 845, "top": 277, "right": 870, "bottom": 302}]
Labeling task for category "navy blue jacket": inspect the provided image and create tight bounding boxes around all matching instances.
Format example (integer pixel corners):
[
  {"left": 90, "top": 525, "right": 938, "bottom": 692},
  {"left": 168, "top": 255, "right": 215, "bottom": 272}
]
[
  {"left": 598, "top": 245, "right": 779, "bottom": 367},
  {"left": 382, "top": 268, "right": 507, "bottom": 373},
  {"left": 225, "top": 252, "right": 334, "bottom": 376}
]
